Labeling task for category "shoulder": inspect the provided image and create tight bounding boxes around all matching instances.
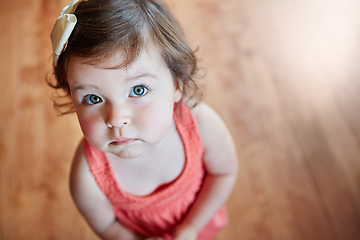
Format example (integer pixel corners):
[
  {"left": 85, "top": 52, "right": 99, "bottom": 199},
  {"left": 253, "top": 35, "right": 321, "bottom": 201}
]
[
  {"left": 190, "top": 102, "right": 238, "bottom": 174},
  {"left": 70, "top": 140, "right": 95, "bottom": 199},
  {"left": 70, "top": 140, "right": 115, "bottom": 233},
  {"left": 190, "top": 102, "right": 231, "bottom": 144},
  {"left": 190, "top": 102, "right": 226, "bottom": 133}
]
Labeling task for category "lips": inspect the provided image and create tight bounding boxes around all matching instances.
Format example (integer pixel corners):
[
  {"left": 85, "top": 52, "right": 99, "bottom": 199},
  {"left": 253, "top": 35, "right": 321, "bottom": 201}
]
[{"left": 110, "top": 138, "right": 138, "bottom": 146}]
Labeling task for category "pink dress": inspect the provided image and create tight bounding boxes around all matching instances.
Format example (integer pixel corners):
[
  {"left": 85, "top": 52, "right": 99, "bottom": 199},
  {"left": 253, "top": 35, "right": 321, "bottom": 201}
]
[{"left": 84, "top": 103, "right": 228, "bottom": 239}]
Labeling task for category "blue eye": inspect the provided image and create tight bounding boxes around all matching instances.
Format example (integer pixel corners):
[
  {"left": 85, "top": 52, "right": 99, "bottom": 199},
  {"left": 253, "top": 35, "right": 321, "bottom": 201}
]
[
  {"left": 129, "top": 85, "right": 148, "bottom": 97},
  {"left": 83, "top": 94, "right": 102, "bottom": 105}
]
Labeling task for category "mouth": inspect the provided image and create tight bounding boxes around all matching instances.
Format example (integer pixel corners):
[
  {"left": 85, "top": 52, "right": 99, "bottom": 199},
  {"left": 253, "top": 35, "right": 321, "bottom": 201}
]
[{"left": 109, "top": 138, "right": 138, "bottom": 146}]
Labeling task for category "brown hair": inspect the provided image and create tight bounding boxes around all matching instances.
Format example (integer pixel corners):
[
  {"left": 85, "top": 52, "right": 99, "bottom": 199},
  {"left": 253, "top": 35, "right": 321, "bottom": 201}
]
[{"left": 48, "top": 0, "right": 203, "bottom": 114}]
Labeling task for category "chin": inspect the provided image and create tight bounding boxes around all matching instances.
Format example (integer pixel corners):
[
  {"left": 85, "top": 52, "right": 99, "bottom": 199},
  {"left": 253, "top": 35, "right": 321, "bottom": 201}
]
[{"left": 110, "top": 147, "right": 147, "bottom": 160}]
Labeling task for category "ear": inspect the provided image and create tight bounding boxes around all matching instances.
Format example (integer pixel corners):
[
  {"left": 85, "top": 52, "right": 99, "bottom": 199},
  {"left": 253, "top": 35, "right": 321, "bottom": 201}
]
[{"left": 174, "top": 88, "right": 182, "bottom": 103}]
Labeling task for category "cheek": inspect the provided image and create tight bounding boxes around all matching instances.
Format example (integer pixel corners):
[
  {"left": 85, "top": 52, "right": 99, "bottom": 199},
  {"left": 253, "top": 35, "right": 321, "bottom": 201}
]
[
  {"left": 77, "top": 114, "right": 104, "bottom": 140},
  {"left": 136, "top": 101, "right": 174, "bottom": 133}
]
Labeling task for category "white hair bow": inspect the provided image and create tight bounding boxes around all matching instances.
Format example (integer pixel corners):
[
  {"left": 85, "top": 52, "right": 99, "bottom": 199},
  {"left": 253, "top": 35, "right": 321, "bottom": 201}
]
[{"left": 50, "top": 0, "right": 84, "bottom": 66}]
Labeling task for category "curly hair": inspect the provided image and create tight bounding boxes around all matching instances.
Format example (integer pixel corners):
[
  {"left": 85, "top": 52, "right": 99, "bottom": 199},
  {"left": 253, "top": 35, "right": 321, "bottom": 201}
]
[{"left": 48, "top": 0, "right": 203, "bottom": 114}]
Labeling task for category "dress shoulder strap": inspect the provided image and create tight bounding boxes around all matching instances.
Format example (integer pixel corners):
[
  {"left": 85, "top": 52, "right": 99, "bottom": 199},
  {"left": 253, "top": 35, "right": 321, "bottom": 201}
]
[
  {"left": 83, "top": 138, "right": 107, "bottom": 171},
  {"left": 173, "top": 102, "right": 197, "bottom": 128}
]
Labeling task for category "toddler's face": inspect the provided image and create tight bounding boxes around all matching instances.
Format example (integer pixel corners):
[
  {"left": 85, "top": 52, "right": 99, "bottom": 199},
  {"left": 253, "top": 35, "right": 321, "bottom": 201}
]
[{"left": 67, "top": 49, "right": 182, "bottom": 159}]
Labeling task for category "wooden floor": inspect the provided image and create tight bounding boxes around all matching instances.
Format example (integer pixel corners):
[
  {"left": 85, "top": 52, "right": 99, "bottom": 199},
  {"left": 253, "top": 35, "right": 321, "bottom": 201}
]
[{"left": 1, "top": 0, "right": 360, "bottom": 239}]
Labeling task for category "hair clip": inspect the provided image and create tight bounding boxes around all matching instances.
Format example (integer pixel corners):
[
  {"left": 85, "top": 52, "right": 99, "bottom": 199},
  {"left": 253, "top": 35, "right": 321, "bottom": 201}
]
[{"left": 50, "top": 0, "right": 84, "bottom": 66}]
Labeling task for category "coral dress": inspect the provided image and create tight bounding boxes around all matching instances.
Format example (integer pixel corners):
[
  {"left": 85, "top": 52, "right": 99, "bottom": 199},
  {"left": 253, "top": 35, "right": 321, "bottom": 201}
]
[{"left": 84, "top": 104, "right": 227, "bottom": 239}]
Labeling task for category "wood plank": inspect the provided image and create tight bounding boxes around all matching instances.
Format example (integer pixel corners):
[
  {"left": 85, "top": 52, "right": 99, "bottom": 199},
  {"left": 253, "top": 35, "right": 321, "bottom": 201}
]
[{"left": 1, "top": 0, "right": 360, "bottom": 239}]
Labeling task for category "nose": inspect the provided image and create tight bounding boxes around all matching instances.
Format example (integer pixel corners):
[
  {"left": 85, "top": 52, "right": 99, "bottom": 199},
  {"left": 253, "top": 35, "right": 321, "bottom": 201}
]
[{"left": 106, "top": 103, "right": 131, "bottom": 129}]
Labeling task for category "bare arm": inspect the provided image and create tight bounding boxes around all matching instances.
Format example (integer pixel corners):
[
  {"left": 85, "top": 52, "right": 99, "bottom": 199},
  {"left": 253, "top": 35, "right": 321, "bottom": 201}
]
[
  {"left": 70, "top": 140, "right": 143, "bottom": 240},
  {"left": 173, "top": 103, "right": 238, "bottom": 239},
  {"left": 97, "top": 221, "right": 143, "bottom": 240}
]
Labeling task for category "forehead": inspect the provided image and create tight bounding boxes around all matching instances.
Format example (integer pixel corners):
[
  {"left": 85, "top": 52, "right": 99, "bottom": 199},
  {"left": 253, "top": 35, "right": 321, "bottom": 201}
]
[
  {"left": 73, "top": 44, "right": 166, "bottom": 69},
  {"left": 67, "top": 47, "right": 171, "bottom": 85}
]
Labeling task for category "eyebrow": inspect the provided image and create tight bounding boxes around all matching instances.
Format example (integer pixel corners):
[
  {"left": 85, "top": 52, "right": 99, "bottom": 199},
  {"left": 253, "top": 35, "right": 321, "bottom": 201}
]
[
  {"left": 126, "top": 73, "right": 157, "bottom": 81},
  {"left": 71, "top": 84, "right": 100, "bottom": 92},
  {"left": 71, "top": 73, "right": 157, "bottom": 92}
]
